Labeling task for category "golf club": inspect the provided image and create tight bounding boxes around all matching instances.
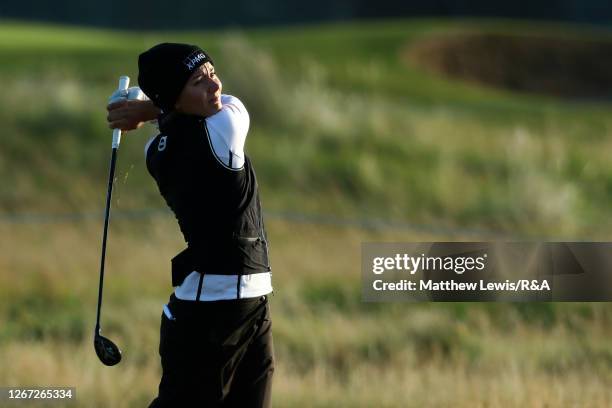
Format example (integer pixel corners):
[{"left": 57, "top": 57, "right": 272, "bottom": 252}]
[{"left": 94, "top": 75, "right": 129, "bottom": 366}]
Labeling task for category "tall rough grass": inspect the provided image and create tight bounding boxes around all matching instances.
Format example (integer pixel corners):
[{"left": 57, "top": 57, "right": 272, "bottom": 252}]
[{"left": 0, "top": 219, "right": 611, "bottom": 407}]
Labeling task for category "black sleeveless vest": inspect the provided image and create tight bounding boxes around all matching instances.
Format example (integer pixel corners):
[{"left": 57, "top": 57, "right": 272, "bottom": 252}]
[{"left": 146, "top": 112, "right": 271, "bottom": 287}]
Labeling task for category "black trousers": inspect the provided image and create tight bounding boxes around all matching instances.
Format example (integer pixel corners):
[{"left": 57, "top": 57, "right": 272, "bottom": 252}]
[{"left": 148, "top": 294, "right": 274, "bottom": 408}]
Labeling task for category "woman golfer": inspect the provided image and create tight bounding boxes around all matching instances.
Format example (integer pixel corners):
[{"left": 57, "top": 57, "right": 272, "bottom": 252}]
[{"left": 106, "top": 43, "right": 274, "bottom": 407}]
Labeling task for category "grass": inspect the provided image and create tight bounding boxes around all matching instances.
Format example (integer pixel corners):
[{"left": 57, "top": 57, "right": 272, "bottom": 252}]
[
  {"left": 1, "top": 218, "right": 612, "bottom": 407},
  {"left": 2, "top": 18, "right": 612, "bottom": 407},
  {"left": 2, "top": 19, "right": 612, "bottom": 237}
]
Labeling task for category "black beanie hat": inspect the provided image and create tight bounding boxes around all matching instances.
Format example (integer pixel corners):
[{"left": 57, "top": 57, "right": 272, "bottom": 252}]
[{"left": 138, "top": 43, "right": 213, "bottom": 111}]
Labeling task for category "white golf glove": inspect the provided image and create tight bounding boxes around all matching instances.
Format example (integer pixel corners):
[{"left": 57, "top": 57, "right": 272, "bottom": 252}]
[{"left": 108, "top": 86, "right": 149, "bottom": 104}]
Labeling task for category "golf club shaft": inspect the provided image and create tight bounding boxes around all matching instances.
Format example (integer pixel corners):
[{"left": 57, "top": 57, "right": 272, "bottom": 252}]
[
  {"left": 95, "top": 76, "right": 129, "bottom": 334},
  {"left": 95, "top": 147, "right": 118, "bottom": 332}
]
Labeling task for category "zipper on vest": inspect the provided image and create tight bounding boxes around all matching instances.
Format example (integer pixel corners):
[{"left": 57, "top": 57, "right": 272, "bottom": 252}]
[{"left": 236, "top": 236, "right": 259, "bottom": 242}]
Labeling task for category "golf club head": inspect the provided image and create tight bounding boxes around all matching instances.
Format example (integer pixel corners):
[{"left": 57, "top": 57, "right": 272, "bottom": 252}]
[{"left": 94, "top": 332, "right": 122, "bottom": 366}]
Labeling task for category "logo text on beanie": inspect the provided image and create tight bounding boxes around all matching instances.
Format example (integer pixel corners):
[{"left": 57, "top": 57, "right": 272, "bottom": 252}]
[{"left": 183, "top": 51, "right": 207, "bottom": 71}]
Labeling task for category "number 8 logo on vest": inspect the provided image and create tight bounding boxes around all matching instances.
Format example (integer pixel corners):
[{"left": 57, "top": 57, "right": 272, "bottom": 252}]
[{"left": 158, "top": 136, "right": 168, "bottom": 151}]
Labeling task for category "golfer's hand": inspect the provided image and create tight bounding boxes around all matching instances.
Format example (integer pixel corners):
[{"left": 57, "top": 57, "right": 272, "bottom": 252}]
[
  {"left": 106, "top": 86, "right": 160, "bottom": 131},
  {"left": 107, "top": 99, "right": 160, "bottom": 131}
]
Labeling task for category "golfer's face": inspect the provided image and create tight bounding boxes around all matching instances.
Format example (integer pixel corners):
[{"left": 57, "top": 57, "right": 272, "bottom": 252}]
[{"left": 175, "top": 62, "right": 222, "bottom": 117}]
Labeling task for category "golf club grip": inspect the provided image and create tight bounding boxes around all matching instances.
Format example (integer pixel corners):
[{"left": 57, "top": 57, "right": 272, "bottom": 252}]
[
  {"left": 95, "top": 147, "right": 118, "bottom": 330},
  {"left": 112, "top": 76, "right": 130, "bottom": 149}
]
